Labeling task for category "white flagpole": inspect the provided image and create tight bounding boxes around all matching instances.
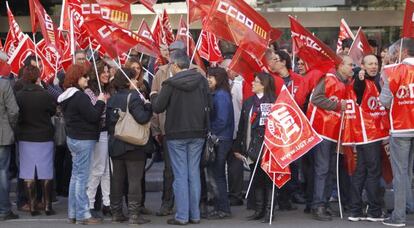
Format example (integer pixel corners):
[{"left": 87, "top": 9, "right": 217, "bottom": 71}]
[
  {"left": 32, "top": 34, "right": 39, "bottom": 68},
  {"left": 88, "top": 38, "right": 102, "bottom": 93},
  {"left": 190, "top": 31, "right": 203, "bottom": 65},
  {"left": 245, "top": 142, "right": 265, "bottom": 199},
  {"left": 269, "top": 172, "right": 276, "bottom": 225},
  {"left": 398, "top": 38, "right": 404, "bottom": 63},
  {"left": 336, "top": 111, "right": 346, "bottom": 219},
  {"left": 69, "top": 10, "right": 76, "bottom": 64},
  {"left": 113, "top": 60, "right": 145, "bottom": 100}
]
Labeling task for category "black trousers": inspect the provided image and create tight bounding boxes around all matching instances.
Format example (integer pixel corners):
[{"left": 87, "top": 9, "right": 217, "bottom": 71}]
[
  {"left": 226, "top": 150, "right": 244, "bottom": 202},
  {"left": 350, "top": 141, "right": 382, "bottom": 216},
  {"left": 111, "top": 159, "right": 145, "bottom": 204},
  {"left": 160, "top": 137, "right": 174, "bottom": 209},
  {"left": 302, "top": 147, "right": 315, "bottom": 208}
]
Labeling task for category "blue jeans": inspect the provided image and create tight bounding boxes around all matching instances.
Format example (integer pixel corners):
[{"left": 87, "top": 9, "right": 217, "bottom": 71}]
[
  {"left": 390, "top": 137, "right": 414, "bottom": 223},
  {"left": 0, "top": 146, "right": 11, "bottom": 216},
  {"left": 167, "top": 138, "right": 205, "bottom": 223},
  {"left": 67, "top": 137, "right": 96, "bottom": 220},
  {"left": 208, "top": 139, "right": 232, "bottom": 213},
  {"left": 312, "top": 139, "right": 337, "bottom": 208}
]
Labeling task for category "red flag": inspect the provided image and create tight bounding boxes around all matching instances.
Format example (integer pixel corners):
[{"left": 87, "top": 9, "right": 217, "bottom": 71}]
[
  {"left": 80, "top": 0, "right": 133, "bottom": 28},
  {"left": 265, "top": 86, "right": 322, "bottom": 169},
  {"left": 139, "top": 0, "right": 157, "bottom": 13},
  {"left": 261, "top": 148, "right": 291, "bottom": 188},
  {"left": 187, "top": 0, "right": 212, "bottom": 24},
  {"left": 198, "top": 26, "right": 223, "bottom": 63},
  {"left": 176, "top": 17, "right": 205, "bottom": 71},
  {"left": 336, "top": 18, "right": 354, "bottom": 53},
  {"left": 348, "top": 27, "right": 372, "bottom": 66},
  {"left": 135, "top": 20, "right": 161, "bottom": 58},
  {"left": 82, "top": 17, "right": 143, "bottom": 59},
  {"left": 0, "top": 60, "right": 11, "bottom": 77},
  {"left": 29, "top": 0, "right": 62, "bottom": 60},
  {"left": 162, "top": 9, "right": 175, "bottom": 45},
  {"left": 290, "top": 16, "right": 341, "bottom": 74},
  {"left": 7, "top": 36, "right": 56, "bottom": 83},
  {"left": 203, "top": 0, "right": 272, "bottom": 59},
  {"left": 403, "top": 0, "right": 414, "bottom": 38},
  {"left": 4, "top": 2, "right": 25, "bottom": 59}
]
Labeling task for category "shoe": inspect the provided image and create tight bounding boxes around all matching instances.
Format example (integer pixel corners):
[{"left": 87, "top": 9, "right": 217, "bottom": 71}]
[
  {"left": 312, "top": 207, "right": 332, "bottom": 221},
  {"left": 366, "top": 213, "right": 388, "bottom": 222},
  {"left": 291, "top": 193, "right": 306, "bottom": 204},
  {"left": 76, "top": 217, "right": 103, "bottom": 225},
  {"left": 167, "top": 218, "right": 188, "bottom": 225},
  {"left": 17, "top": 203, "right": 30, "bottom": 212},
  {"left": 111, "top": 199, "right": 128, "bottom": 223},
  {"left": 348, "top": 213, "right": 365, "bottom": 222},
  {"left": 67, "top": 218, "right": 76, "bottom": 224},
  {"left": 304, "top": 206, "right": 311, "bottom": 214},
  {"left": 90, "top": 209, "right": 103, "bottom": 219},
  {"left": 382, "top": 218, "right": 405, "bottom": 227},
  {"left": 129, "top": 214, "right": 150, "bottom": 225},
  {"left": 24, "top": 180, "right": 40, "bottom": 216},
  {"left": 156, "top": 207, "right": 173, "bottom": 216},
  {"left": 189, "top": 219, "right": 200, "bottom": 224},
  {"left": 207, "top": 210, "right": 231, "bottom": 220},
  {"left": 278, "top": 203, "right": 298, "bottom": 211},
  {"left": 246, "top": 188, "right": 265, "bottom": 220},
  {"left": 42, "top": 180, "right": 56, "bottom": 216},
  {"left": 0, "top": 211, "right": 19, "bottom": 221},
  {"left": 102, "top": 205, "right": 112, "bottom": 217},
  {"left": 200, "top": 202, "right": 208, "bottom": 219},
  {"left": 139, "top": 206, "right": 152, "bottom": 215}
]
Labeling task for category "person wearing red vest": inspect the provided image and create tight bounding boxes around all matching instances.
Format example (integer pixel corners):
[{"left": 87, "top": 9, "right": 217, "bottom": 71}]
[
  {"left": 380, "top": 38, "right": 414, "bottom": 227},
  {"left": 308, "top": 55, "right": 353, "bottom": 221},
  {"left": 348, "top": 54, "right": 386, "bottom": 222}
]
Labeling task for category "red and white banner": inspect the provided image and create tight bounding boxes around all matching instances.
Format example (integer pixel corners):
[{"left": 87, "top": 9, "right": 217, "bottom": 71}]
[
  {"left": 336, "top": 18, "right": 354, "bottom": 53},
  {"left": 290, "top": 16, "right": 341, "bottom": 74},
  {"left": 198, "top": 27, "right": 223, "bottom": 63},
  {"left": 348, "top": 27, "right": 372, "bottom": 66},
  {"left": 152, "top": 10, "right": 175, "bottom": 48},
  {"left": 187, "top": 0, "right": 212, "bottom": 24},
  {"left": 136, "top": 20, "right": 161, "bottom": 58},
  {"left": 4, "top": 2, "right": 25, "bottom": 59},
  {"left": 7, "top": 36, "right": 56, "bottom": 83},
  {"left": 403, "top": 0, "right": 414, "bottom": 38},
  {"left": 203, "top": 0, "right": 272, "bottom": 59},
  {"left": 265, "top": 86, "right": 322, "bottom": 169},
  {"left": 29, "top": 0, "right": 62, "bottom": 60},
  {"left": 176, "top": 16, "right": 205, "bottom": 70},
  {"left": 261, "top": 148, "right": 291, "bottom": 188}
]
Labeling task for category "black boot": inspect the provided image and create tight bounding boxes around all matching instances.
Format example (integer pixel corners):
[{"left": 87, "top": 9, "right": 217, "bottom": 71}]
[
  {"left": 312, "top": 206, "right": 332, "bottom": 221},
  {"left": 246, "top": 188, "right": 265, "bottom": 220},
  {"left": 262, "top": 189, "right": 275, "bottom": 223},
  {"left": 111, "top": 199, "right": 127, "bottom": 223},
  {"left": 128, "top": 200, "right": 150, "bottom": 225},
  {"left": 42, "top": 180, "right": 56, "bottom": 216},
  {"left": 24, "top": 180, "right": 40, "bottom": 216}
]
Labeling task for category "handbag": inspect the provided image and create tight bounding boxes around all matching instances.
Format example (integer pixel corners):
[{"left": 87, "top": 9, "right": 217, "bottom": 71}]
[
  {"left": 51, "top": 113, "right": 66, "bottom": 146},
  {"left": 114, "top": 93, "right": 150, "bottom": 146},
  {"left": 201, "top": 132, "right": 219, "bottom": 167},
  {"left": 246, "top": 130, "right": 264, "bottom": 162}
]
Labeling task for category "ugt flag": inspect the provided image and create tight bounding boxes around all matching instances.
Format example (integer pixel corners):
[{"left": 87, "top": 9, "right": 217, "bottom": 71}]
[{"left": 264, "top": 86, "right": 322, "bottom": 169}]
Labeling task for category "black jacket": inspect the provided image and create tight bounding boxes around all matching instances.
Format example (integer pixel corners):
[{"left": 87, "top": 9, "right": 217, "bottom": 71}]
[
  {"left": 15, "top": 84, "right": 56, "bottom": 142},
  {"left": 353, "top": 73, "right": 381, "bottom": 105},
  {"left": 233, "top": 95, "right": 276, "bottom": 160},
  {"left": 106, "top": 90, "right": 153, "bottom": 160},
  {"left": 58, "top": 88, "right": 105, "bottom": 140},
  {"left": 151, "top": 69, "right": 209, "bottom": 140}
]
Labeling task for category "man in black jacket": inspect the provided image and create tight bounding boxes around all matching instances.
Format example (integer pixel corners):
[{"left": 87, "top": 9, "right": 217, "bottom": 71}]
[{"left": 151, "top": 50, "right": 209, "bottom": 225}]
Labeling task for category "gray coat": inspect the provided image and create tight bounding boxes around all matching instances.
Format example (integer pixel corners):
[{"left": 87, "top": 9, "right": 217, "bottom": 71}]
[{"left": 0, "top": 78, "right": 19, "bottom": 145}]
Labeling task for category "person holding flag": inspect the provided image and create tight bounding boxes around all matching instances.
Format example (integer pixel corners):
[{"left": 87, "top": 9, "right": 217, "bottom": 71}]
[
  {"left": 307, "top": 55, "right": 354, "bottom": 221},
  {"left": 380, "top": 38, "right": 414, "bottom": 227},
  {"left": 233, "top": 72, "right": 277, "bottom": 223}
]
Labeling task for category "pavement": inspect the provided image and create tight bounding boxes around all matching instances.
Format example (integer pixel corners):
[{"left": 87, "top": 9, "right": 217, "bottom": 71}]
[{"left": 3, "top": 161, "right": 414, "bottom": 227}]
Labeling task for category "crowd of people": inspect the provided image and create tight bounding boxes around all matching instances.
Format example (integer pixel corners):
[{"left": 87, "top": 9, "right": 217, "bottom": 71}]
[{"left": 0, "top": 36, "right": 413, "bottom": 228}]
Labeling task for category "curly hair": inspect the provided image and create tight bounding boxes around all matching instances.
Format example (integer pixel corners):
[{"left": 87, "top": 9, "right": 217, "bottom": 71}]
[
  {"left": 63, "top": 64, "right": 89, "bottom": 90},
  {"left": 87, "top": 60, "right": 111, "bottom": 95}
]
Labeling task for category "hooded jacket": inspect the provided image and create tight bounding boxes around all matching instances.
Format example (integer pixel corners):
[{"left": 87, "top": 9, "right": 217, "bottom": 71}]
[
  {"left": 58, "top": 87, "right": 105, "bottom": 140},
  {"left": 151, "top": 68, "right": 209, "bottom": 140}
]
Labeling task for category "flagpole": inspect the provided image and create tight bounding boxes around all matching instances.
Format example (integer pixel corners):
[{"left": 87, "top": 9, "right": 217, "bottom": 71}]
[
  {"left": 336, "top": 110, "right": 346, "bottom": 219},
  {"left": 269, "top": 172, "right": 276, "bottom": 225},
  {"left": 398, "top": 38, "right": 404, "bottom": 63},
  {"left": 245, "top": 142, "right": 265, "bottom": 199},
  {"left": 69, "top": 10, "right": 75, "bottom": 64},
  {"left": 186, "top": 3, "right": 190, "bottom": 56},
  {"left": 32, "top": 33, "right": 39, "bottom": 68},
  {"left": 190, "top": 31, "right": 203, "bottom": 65},
  {"left": 88, "top": 38, "right": 102, "bottom": 94},
  {"left": 113, "top": 60, "right": 145, "bottom": 100}
]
